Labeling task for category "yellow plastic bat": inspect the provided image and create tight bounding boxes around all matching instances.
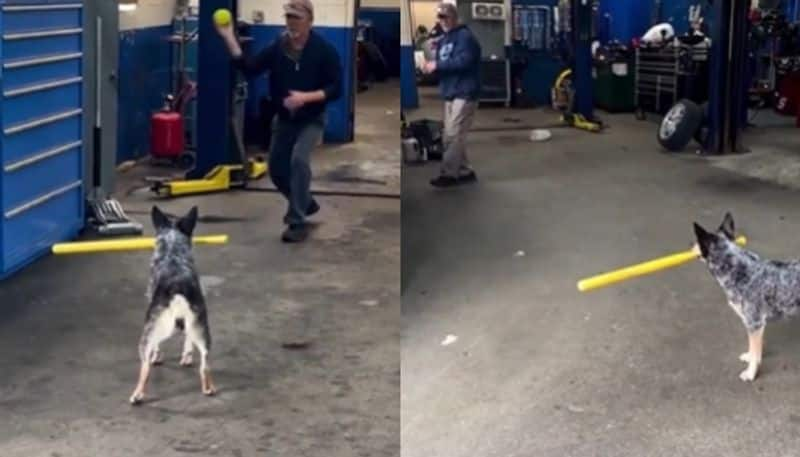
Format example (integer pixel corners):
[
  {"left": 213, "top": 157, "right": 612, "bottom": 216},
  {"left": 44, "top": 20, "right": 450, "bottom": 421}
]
[
  {"left": 51, "top": 235, "right": 228, "bottom": 255},
  {"left": 577, "top": 235, "right": 748, "bottom": 292}
]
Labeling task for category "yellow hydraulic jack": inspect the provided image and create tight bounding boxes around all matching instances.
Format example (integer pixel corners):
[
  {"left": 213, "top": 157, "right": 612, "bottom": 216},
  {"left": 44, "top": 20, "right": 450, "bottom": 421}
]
[
  {"left": 552, "top": 69, "right": 603, "bottom": 133},
  {"left": 148, "top": 157, "right": 267, "bottom": 197},
  {"left": 148, "top": 103, "right": 269, "bottom": 198}
]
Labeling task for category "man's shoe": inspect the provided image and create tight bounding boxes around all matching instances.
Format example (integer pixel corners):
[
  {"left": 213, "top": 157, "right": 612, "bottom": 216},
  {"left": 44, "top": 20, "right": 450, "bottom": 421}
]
[
  {"left": 430, "top": 175, "right": 460, "bottom": 188},
  {"left": 459, "top": 171, "right": 477, "bottom": 183},
  {"left": 281, "top": 224, "right": 309, "bottom": 243},
  {"left": 307, "top": 199, "right": 320, "bottom": 217},
  {"left": 283, "top": 200, "right": 320, "bottom": 224}
]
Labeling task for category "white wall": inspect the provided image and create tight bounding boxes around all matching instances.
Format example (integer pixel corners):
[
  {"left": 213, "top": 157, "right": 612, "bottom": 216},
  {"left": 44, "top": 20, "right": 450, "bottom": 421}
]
[
  {"left": 362, "top": 0, "right": 399, "bottom": 9},
  {"left": 409, "top": 0, "right": 438, "bottom": 34},
  {"left": 119, "top": 0, "right": 177, "bottom": 31},
  {"left": 239, "top": 0, "right": 357, "bottom": 27}
]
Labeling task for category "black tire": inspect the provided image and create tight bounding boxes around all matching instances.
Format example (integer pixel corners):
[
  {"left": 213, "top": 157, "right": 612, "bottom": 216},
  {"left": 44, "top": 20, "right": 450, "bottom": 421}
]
[
  {"left": 658, "top": 99, "right": 703, "bottom": 152},
  {"left": 177, "top": 152, "right": 195, "bottom": 169},
  {"left": 694, "top": 101, "right": 709, "bottom": 146}
]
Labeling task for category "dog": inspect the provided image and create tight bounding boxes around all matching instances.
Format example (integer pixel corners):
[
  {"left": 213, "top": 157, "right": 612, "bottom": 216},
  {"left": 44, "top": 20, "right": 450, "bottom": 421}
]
[
  {"left": 693, "top": 212, "right": 800, "bottom": 382},
  {"left": 129, "top": 206, "right": 216, "bottom": 405}
]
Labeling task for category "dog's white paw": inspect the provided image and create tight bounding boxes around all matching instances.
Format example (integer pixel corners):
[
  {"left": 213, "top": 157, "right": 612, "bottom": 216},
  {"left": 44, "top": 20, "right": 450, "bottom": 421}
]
[
  {"left": 739, "top": 368, "right": 758, "bottom": 382},
  {"left": 129, "top": 391, "right": 145, "bottom": 405},
  {"left": 739, "top": 352, "right": 752, "bottom": 363},
  {"left": 180, "top": 354, "right": 193, "bottom": 367},
  {"left": 203, "top": 386, "right": 217, "bottom": 396}
]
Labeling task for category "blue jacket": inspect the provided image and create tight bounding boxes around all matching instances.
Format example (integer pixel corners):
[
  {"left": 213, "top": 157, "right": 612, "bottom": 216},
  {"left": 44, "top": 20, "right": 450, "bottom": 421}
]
[
  {"left": 436, "top": 25, "right": 482, "bottom": 101},
  {"left": 233, "top": 30, "right": 342, "bottom": 124}
]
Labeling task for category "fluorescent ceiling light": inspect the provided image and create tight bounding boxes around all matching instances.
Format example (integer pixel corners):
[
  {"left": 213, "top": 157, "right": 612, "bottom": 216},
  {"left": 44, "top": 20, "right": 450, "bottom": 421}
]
[{"left": 119, "top": 0, "right": 137, "bottom": 12}]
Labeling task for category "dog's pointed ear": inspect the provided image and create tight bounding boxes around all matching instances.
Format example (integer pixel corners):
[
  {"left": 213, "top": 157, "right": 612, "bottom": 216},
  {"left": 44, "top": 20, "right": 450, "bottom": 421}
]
[
  {"left": 177, "top": 206, "right": 198, "bottom": 237},
  {"left": 693, "top": 222, "right": 714, "bottom": 257},
  {"left": 719, "top": 212, "right": 735, "bottom": 240},
  {"left": 151, "top": 206, "right": 171, "bottom": 230}
]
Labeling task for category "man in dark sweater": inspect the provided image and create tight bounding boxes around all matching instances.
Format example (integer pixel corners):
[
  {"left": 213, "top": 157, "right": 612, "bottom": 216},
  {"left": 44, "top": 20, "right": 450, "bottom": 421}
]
[
  {"left": 216, "top": 0, "right": 342, "bottom": 242},
  {"left": 422, "top": 2, "right": 481, "bottom": 188}
]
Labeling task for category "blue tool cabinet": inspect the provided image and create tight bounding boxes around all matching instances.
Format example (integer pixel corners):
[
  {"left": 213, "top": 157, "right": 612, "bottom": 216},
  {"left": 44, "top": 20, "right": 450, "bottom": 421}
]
[{"left": 0, "top": 0, "right": 85, "bottom": 278}]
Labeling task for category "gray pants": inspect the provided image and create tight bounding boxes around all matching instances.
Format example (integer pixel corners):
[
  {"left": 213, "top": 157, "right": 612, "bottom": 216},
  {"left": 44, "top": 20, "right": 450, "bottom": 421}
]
[
  {"left": 269, "top": 115, "right": 325, "bottom": 226},
  {"left": 441, "top": 98, "right": 477, "bottom": 178}
]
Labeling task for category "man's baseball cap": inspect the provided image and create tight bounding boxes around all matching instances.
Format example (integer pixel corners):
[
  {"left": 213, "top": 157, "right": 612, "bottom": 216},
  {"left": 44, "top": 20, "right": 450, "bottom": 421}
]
[
  {"left": 437, "top": 2, "right": 457, "bottom": 18},
  {"left": 284, "top": 0, "right": 313, "bottom": 20}
]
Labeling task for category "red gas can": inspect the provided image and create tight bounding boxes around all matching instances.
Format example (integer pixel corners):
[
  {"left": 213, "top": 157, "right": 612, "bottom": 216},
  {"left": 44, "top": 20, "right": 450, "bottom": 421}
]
[{"left": 150, "top": 111, "right": 184, "bottom": 158}]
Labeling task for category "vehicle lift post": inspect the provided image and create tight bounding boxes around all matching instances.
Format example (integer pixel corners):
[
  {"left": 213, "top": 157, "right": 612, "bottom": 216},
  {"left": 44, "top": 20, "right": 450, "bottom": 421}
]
[
  {"left": 149, "top": 0, "right": 267, "bottom": 198},
  {"left": 704, "top": 0, "right": 751, "bottom": 154}
]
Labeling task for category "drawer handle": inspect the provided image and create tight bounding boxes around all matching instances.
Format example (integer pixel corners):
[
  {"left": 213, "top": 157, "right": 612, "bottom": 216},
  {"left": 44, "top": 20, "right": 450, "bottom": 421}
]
[
  {"left": 4, "top": 28, "right": 82, "bottom": 41},
  {"left": 4, "top": 140, "right": 81, "bottom": 172},
  {"left": 5, "top": 180, "right": 82, "bottom": 219},
  {"left": 4, "top": 76, "right": 82, "bottom": 97},
  {"left": 3, "top": 4, "right": 82, "bottom": 12},
  {"left": 4, "top": 108, "right": 82, "bottom": 135},
  {"left": 4, "top": 52, "right": 82, "bottom": 69}
]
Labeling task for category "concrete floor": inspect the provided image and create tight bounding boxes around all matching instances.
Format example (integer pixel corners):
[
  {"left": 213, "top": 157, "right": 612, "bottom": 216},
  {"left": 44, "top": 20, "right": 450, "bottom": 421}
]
[
  {"left": 402, "top": 89, "right": 800, "bottom": 456},
  {"left": 0, "top": 81, "right": 399, "bottom": 456}
]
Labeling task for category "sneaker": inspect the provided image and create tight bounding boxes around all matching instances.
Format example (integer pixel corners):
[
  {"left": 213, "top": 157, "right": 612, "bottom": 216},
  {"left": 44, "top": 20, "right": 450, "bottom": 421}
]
[
  {"left": 459, "top": 171, "right": 477, "bottom": 183},
  {"left": 430, "top": 175, "right": 460, "bottom": 188},
  {"left": 283, "top": 200, "right": 320, "bottom": 224},
  {"left": 281, "top": 224, "right": 309, "bottom": 243},
  {"left": 307, "top": 199, "right": 320, "bottom": 217}
]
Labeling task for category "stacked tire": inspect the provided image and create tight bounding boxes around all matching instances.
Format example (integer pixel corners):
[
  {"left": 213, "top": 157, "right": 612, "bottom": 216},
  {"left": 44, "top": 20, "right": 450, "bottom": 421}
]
[{"left": 657, "top": 99, "right": 704, "bottom": 152}]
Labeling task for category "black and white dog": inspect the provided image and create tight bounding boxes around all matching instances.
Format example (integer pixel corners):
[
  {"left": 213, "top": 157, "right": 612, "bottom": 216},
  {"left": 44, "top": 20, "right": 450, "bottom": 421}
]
[
  {"left": 130, "top": 206, "right": 215, "bottom": 405},
  {"left": 694, "top": 213, "right": 800, "bottom": 382}
]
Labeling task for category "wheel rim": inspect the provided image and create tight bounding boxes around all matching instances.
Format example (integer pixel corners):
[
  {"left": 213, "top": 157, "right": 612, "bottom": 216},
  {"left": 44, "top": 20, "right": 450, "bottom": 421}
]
[{"left": 660, "top": 104, "right": 686, "bottom": 139}]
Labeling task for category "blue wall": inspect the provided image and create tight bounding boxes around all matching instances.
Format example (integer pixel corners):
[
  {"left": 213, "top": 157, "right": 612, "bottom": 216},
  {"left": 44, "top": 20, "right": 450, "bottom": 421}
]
[
  {"left": 358, "top": 7, "right": 400, "bottom": 77},
  {"left": 597, "top": 0, "right": 652, "bottom": 43},
  {"left": 117, "top": 25, "right": 173, "bottom": 163}
]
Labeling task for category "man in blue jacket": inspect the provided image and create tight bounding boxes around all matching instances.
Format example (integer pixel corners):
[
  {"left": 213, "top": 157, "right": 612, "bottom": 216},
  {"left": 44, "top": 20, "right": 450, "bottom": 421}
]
[
  {"left": 216, "top": 0, "right": 342, "bottom": 242},
  {"left": 422, "top": 2, "right": 481, "bottom": 188}
]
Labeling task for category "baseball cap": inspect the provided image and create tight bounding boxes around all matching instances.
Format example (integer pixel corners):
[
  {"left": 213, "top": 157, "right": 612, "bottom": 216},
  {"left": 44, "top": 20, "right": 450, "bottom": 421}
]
[
  {"left": 284, "top": 0, "right": 313, "bottom": 20},
  {"left": 437, "top": 2, "right": 457, "bottom": 18}
]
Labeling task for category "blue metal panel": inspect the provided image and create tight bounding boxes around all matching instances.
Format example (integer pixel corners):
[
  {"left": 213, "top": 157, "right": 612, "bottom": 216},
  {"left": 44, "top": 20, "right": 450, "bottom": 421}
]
[
  {"left": 3, "top": 83, "right": 81, "bottom": 126},
  {"left": 572, "top": 0, "right": 593, "bottom": 118},
  {"left": 0, "top": 0, "right": 85, "bottom": 278},
  {"left": 3, "top": 9, "right": 81, "bottom": 33},
  {"left": 2, "top": 114, "right": 81, "bottom": 163},
  {"left": 192, "top": 0, "right": 236, "bottom": 179},
  {"left": 4, "top": 57, "right": 81, "bottom": 89},
  {"left": 3, "top": 34, "right": 81, "bottom": 60},
  {"left": 3, "top": 186, "right": 82, "bottom": 274},
  {"left": 3, "top": 146, "right": 81, "bottom": 209}
]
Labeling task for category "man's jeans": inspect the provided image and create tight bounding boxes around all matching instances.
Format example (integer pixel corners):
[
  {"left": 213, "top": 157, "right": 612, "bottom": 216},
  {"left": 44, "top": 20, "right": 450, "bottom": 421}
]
[{"left": 269, "top": 114, "right": 325, "bottom": 226}]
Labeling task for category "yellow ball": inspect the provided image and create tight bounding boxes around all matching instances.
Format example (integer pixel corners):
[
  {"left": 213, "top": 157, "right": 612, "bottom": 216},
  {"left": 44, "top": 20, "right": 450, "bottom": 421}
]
[{"left": 213, "top": 9, "right": 232, "bottom": 27}]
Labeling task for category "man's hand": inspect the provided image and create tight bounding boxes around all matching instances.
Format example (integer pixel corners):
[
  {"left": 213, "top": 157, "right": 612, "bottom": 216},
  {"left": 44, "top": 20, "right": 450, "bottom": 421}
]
[
  {"left": 214, "top": 23, "right": 242, "bottom": 58},
  {"left": 284, "top": 91, "right": 309, "bottom": 112},
  {"left": 422, "top": 60, "right": 437, "bottom": 74},
  {"left": 283, "top": 90, "right": 326, "bottom": 112}
]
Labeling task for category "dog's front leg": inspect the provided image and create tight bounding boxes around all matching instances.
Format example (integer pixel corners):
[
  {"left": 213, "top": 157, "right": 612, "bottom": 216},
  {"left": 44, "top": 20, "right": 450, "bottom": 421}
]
[{"left": 740, "top": 326, "right": 765, "bottom": 382}]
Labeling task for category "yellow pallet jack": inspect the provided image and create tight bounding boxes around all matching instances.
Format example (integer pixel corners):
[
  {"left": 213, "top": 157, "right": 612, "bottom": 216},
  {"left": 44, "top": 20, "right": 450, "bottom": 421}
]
[
  {"left": 551, "top": 69, "right": 604, "bottom": 133},
  {"left": 148, "top": 112, "right": 268, "bottom": 198},
  {"left": 148, "top": 157, "right": 268, "bottom": 197}
]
